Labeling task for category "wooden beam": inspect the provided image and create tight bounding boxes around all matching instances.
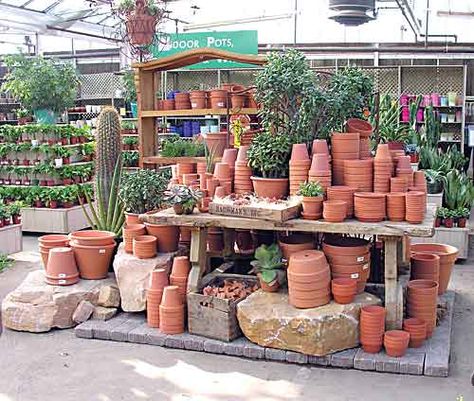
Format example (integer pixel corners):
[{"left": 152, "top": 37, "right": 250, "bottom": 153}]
[{"left": 141, "top": 108, "right": 258, "bottom": 117}]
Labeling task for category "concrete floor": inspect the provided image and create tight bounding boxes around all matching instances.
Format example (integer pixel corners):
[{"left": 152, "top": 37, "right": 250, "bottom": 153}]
[{"left": 0, "top": 236, "right": 473, "bottom": 401}]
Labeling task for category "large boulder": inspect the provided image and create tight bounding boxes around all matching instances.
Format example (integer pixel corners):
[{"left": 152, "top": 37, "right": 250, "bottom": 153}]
[
  {"left": 237, "top": 290, "right": 381, "bottom": 356},
  {"left": 113, "top": 243, "right": 185, "bottom": 312},
  {"left": 2, "top": 270, "right": 117, "bottom": 333}
]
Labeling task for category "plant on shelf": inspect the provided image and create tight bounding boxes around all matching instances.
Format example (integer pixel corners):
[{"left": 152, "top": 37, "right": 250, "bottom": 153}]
[
  {"left": 119, "top": 169, "right": 169, "bottom": 215},
  {"left": 7, "top": 201, "right": 23, "bottom": 224},
  {"left": 456, "top": 207, "right": 470, "bottom": 228},
  {"left": 435, "top": 207, "right": 446, "bottom": 228},
  {"left": 160, "top": 137, "right": 205, "bottom": 157},
  {"left": 298, "top": 181, "right": 324, "bottom": 219},
  {"left": 122, "top": 70, "right": 137, "bottom": 116},
  {"left": 250, "top": 243, "right": 286, "bottom": 292},
  {"left": 2, "top": 54, "right": 78, "bottom": 123},
  {"left": 81, "top": 142, "right": 95, "bottom": 161},
  {"left": 163, "top": 185, "right": 202, "bottom": 215},
  {"left": 123, "top": 136, "right": 139, "bottom": 151},
  {"left": 443, "top": 170, "right": 474, "bottom": 222},
  {"left": 424, "top": 169, "right": 444, "bottom": 194},
  {"left": 122, "top": 151, "right": 139, "bottom": 167}
]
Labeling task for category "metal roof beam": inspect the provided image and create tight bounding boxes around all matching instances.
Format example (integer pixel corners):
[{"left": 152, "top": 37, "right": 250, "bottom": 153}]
[{"left": 43, "top": 0, "right": 65, "bottom": 13}]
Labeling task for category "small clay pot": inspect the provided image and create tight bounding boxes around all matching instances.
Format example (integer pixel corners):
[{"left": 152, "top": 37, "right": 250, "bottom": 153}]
[
  {"left": 411, "top": 253, "right": 440, "bottom": 283},
  {"left": 384, "top": 330, "right": 410, "bottom": 357},
  {"left": 171, "top": 256, "right": 191, "bottom": 277},
  {"left": 301, "top": 196, "right": 323, "bottom": 219},
  {"left": 161, "top": 285, "right": 183, "bottom": 307},
  {"left": 323, "top": 200, "right": 346, "bottom": 222},
  {"left": 144, "top": 223, "right": 179, "bottom": 253},
  {"left": 258, "top": 273, "right": 280, "bottom": 292},
  {"left": 148, "top": 268, "right": 169, "bottom": 290},
  {"left": 133, "top": 235, "right": 157, "bottom": 259},
  {"left": 290, "top": 143, "right": 310, "bottom": 162},
  {"left": 123, "top": 224, "right": 146, "bottom": 253},
  {"left": 45, "top": 247, "right": 79, "bottom": 286},
  {"left": 278, "top": 233, "right": 314, "bottom": 261},
  {"left": 403, "top": 318, "right": 427, "bottom": 348},
  {"left": 125, "top": 212, "right": 141, "bottom": 225},
  {"left": 312, "top": 139, "right": 329, "bottom": 156},
  {"left": 331, "top": 278, "right": 357, "bottom": 304}
]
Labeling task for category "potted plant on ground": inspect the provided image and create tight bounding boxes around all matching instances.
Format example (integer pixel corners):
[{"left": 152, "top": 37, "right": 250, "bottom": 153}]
[
  {"left": 298, "top": 181, "right": 324, "bottom": 220},
  {"left": 247, "top": 131, "right": 291, "bottom": 199},
  {"left": 250, "top": 243, "right": 286, "bottom": 292},
  {"left": 164, "top": 185, "right": 202, "bottom": 215},
  {"left": 435, "top": 207, "right": 446, "bottom": 228},
  {"left": 2, "top": 54, "right": 78, "bottom": 124}
]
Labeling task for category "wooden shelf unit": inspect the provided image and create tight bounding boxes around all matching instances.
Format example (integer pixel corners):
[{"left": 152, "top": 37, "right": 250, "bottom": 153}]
[{"left": 141, "top": 108, "right": 258, "bottom": 118}]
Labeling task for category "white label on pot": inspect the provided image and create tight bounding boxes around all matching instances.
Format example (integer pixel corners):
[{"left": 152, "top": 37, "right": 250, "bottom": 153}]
[
  {"left": 357, "top": 256, "right": 365, "bottom": 262},
  {"left": 58, "top": 273, "right": 66, "bottom": 278},
  {"left": 351, "top": 273, "right": 359, "bottom": 279},
  {"left": 58, "top": 280, "right": 66, "bottom": 284},
  {"left": 363, "top": 263, "right": 369, "bottom": 270},
  {"left": 99, "top": 249, "right": 106, "bottom": 254},
  {"left": 191, "top": 102, "right": 197, "bottom": 108},
  {"left": 217, "top": 102, "right": 224, "bottom": 107}
]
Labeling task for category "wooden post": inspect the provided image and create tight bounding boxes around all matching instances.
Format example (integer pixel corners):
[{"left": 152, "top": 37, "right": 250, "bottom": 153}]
[
  {"left": 222, "top": 228, "right": 235, "bottom": 258},
  {"left": 382, "top": 236, "right": 402, "bottom": 330},
  {"left": 137, "top": 69, "right": 155, "bottom": 167},
  {"left": 187, "top": 227, "right": 208, "bottom": 293}
]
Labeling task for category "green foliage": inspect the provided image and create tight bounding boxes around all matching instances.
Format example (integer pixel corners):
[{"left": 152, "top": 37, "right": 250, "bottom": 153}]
[
  {"left": 7, "top": 201, "right": 23, "bottom": 216},
  {"left": 436, "top": 207, "right": 448, "bottom": 219},
  {"left": 161, "top": 137, "right": 205, "bottom": 157},
  {"left": 163, "top": 185, "right": 202, "bottom": 212},
  {"left": 421, "top": 106, "right": 441, "bottom": 148},
  {"left": 251, "top": 244, "right": 284, "bottom": 284},
  {"left": 119, "top": 168, "right": 169, "bottom": 214},
  {"left": 0, "top": 254, "right": 13, "bottom": 273},
  {"left": 298, "top": 181, "right": 324, "bottom": 197},
  {"left": 121, "top": 121, "right": 137, "bottom": 130},
  {"left": 117, "top": 0, "right": 161, "bottom": 16},
  {"left": 2, "top": 54, "right": 78, "bottom": 113},
  {"left": 247, "top": 131, "right": 292, "bottom": 178},
  {"left": 122, "top": 70, "right": 137, "bottom": 103},
  {"left": 122, "top": 151, "right": 139, "bottom": 167},
  {"left": 123, "top": 136, "right": 139, "bottom": 146},
  {"left": 443, "top": 170, "right": 474, "bottom": 211},
  {"left": 371, "top": 94, "right": 410, "bottom": 144}
]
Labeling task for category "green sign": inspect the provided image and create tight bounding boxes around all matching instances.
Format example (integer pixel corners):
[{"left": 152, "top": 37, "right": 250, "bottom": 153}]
[{"left": 152, "top": 30, "right": 258, "bottom": 70}]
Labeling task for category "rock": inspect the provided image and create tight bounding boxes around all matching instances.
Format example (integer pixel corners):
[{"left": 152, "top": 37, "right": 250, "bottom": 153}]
[
  {"left": 92, "top": 306, "right": 117, "bottom": 321},
  {"left": 113, "top": 243, "right": 184, "bottom": 312},
  {"left": 97, "top": 285, "right": 120, "bottom": 308},
  {"left": 1, "top": 270, "right": 117, "bottom": 333},
  {"left": 237, "top": 290, "right": 381, "bottom": 356},
  {"left": 72, "top": 300, "right": 95, "bottom": 323}
]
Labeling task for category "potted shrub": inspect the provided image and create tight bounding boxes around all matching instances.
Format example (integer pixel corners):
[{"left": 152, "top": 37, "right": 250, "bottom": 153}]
[
  {"left": 8, "top": 201, "right": 23, "bottom": 225},
  {"left": 44, "top": 188, "right": 60, "bottom": 209},
  {"left": 298, "top": 181, "right": 324, "bottom": 220},
  {"left": 435, "top": 207, "right": 445, "bottom": 228},
  {"left": 3, "top": 206, "right": 11, "bottom": 226},
  {"left": 0, "top": 206, "right": 5, "bottom": 228},
  {"left": 456, "top": 207, "right": 469, "bottom": 228},
  {"left": 2, "top": 54, "right": 78, "bottom": 124},
  {"left": 443, "top": 209, "right": 455, "bottom": 228},
  {"left": 425, "top": 169, "right": 444, "bottom": 195},
  {"left": 250, "top": 243, "right": 286, "bottom": 292},
  {"left": 164, "top": 185, "right": 202, "bottom": 215},
  {"left": 247, "top": 131, "right": 291, "bottom": 199}
]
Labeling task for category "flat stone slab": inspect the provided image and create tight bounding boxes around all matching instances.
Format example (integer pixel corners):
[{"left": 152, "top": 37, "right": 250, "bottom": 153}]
[
  {"left": 236, "top": 290, "right": 381, "bottom": 356},
  {"left": 74, "top": 290, "right": 455, "bottom": 376},
  {"left": 2, "top": 270, "right": 117, "bottom": 332}
]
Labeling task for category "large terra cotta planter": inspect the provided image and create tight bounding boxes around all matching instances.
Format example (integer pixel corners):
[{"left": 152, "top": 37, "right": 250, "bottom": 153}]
[
  {"left": 70, "top": 241, "right": 116, "bottom": 280},
  {"left": 251, "top": 176, "right": 289, "bottom": 200},
  {"left": 144, "top": 223, "right": 180, "bottom": 253},
  {"left": 70, "top": 230, "right": 115, "bottom": 246}
]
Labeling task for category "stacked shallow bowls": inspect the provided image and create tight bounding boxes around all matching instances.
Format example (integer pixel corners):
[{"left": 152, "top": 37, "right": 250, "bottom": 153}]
[
  {"left": 170, "top": 256, "right": 191, "bottom": 302},
  {"left": 287, "top": 250, "right": 331, "bottom": 308},
  {"left": 373, "top": 144, "right": 393, "bottom": 193},
  {"left": 360, "top": 305, "right": 386, "bottom": 353},
  {"left": 331, "top": 132, "right": 360, "bottom": 185},
  {"left": 322, "top": 235, "right": 370, "bottom": 294},
  {"left": 308, "top": 153, "right": 331, "bottom": 194},
  {"left": 327, "top": 186, "right": 355, "bottom": 218},
  {"left": 354, "top": 192, "right": 386, "bottom": 222},
  {"left": 289, "top": 144, "right": 311, "bottom": 196},
  {"left": 234, "top": 145, "right": 253, "bottom": 194},
  {"left": 123, "top": 224, "right": 146, "bottom": 254},
  {"left": 343, "top": 159, "right": 373, "bottom": 192},
  {"left": 390, "top": 177, "right": 408, "bottom": 193}
]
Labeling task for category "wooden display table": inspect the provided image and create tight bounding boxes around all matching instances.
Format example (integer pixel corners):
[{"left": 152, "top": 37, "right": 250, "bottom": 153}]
[{"left": 142, "top": 205, "right": 436, "bottom": 330}]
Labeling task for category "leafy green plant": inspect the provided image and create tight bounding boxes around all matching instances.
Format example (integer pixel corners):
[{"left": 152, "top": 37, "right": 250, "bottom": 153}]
[
  {"left": 247, "top": 131, "right": 292, "bottom": 178},
  {"left": 7, "top": 201, "right": 23, "bottom": 216},
  {"left": 122, "top": 70, "right": 137, "bottom": 104},
  {"left": 443, "top": 170, "right": 474, "bottom": 211},
  {"left": 122, "top": 151, "right": 139, "bottom": 167},
  {"left": 117, "top": 0, "right": 162, "bottom": 16},
  {"left": 163, "top": 185, "right": 202, "bottom": 214},
  {"left": 2, "top": 54, "right": 78, "bottom": 113},
  {"left": 119, "top": 168, "right": 169, "bottom": 214},
  {"left": 0, "top": 253, "right": 13, "bottom": 273},
  {"left": 436, "top": 207, "right": 447, "bottom": 219},
  {"left": 161, "top": 137, "right": 205, "bottom": 157},
  {"left": 123, "top": 136, "right": 139, "bottom": 147},
  {"left": 250, "top": 244, "right": 285, "bottom": 284},
  {"left": 298, "top": 181, "right": 324, "bottom": 197},
  {"left": 121, "top": 121, "right": 137, "bottom": 130}
]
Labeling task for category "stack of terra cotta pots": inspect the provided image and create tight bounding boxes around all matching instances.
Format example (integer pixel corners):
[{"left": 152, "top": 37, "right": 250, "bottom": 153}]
[
  {"left": 176, "top": 163, "right": 195, "bottom": 184},
  {"left": 45, "top": 247, "right": 79, "bottom": 286},
  {"left": 327, "top": 186, "right": 355, "bottom": 218},
  {"left": 308, "top": 153, "right": 332, "bottom": 194},
  {"left": 354, "top": 192, "right": 386, "bottom": 222},
  {"left": 373, "top": 144, "right": 393, "bottom": 193},
  {"left": 331, "top": 278, "right": 357, "bottom": 304},
  {"left": 38, "top": 234, "right": 69, "bottom": 269},
  {"left": 346, "top": 118, "right": 372, "bottom": 158},
  {"left": 406, "top": 279, "right": 438, "bottom": 337},
  {"left": 222, "top": 149, "right": 238, "bottom": 184},
  {"left": 278, "top": 233, "right": 314, "bottom": 261},
  {"left": 145, "top": 223, "right": 180, "bottom": 253},
  {"left": 123, "top": 224, "right": 146, "bottom": 254},
  {"left": 234, "top": 146, "right": 253, "bottom": 194},
  {"left": 289, "top": 144, "right": 311, "bottom": 196},
  {"left": 410, "top": 243, "right": 459, "bottom": 295},
  {"left": 209, "top": 89, "right": 227, "bottom": 109},
  {"left": 170, "top": 256, "right": 191, "bottom": 302},
  {"left": 411, "top": 253, "right": 440, "bottom": 283},
  {"left": 390, "top": 177, "right": 408, "bottom": 193},
  {"left": 383, "top": 330, "right": 410, "bottom": 357},
  {"left": 287, "top": 250, "right": 331, "bottom": 308},
  {"left": 405, "top": 191, "right": 425, "bottom": 224},
  {"left": 410, "top": 170, "right": 428, "bottom": 205},
  {"left": 323, "top": 235, "right": 371, "bottom": 294},
  {"left": 214, "top": 162, "right": 232, "bottom": 195},
  {"left": 331, "top": 132, "right": 360, "bottom": 185},
  {"left": 133, "top": 235, "right": 157, "bottom": 259},
  {"left": 343, "top": 159, "right": 373, "bottom": 192},
  {"left": 394, "top": 155, "right": 413, "bottom": 188},
  {"left": 146, "top": 269, "right": 169, "bottom": 328},
  {"left": 386, "top": 192, "right": 406, "bottom": 222},
  {"left": 360, "top": 305, "right": 386, "bottom": 353},
  {"left": 403, "top": 317, "right": 427, "bottom": 348},
  {"left": 174, "top": 92, "right": 191, "bottom": 110},
  {"left": 160, "top": 285, "right": 185, "bottom": 334},
  {"left": 323, "top": 200, "right": 346, "bottom": 223},
  {"left": 69, "top": 230, "right": 116, "bottom": 280}
]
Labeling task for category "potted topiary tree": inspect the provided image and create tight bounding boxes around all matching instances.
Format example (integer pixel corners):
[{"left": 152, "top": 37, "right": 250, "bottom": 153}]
[{"left": 2, "top": 54, "right": 78, "bottom": 124}]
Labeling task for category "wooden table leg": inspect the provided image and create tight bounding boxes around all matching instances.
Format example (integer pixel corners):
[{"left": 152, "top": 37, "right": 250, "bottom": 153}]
[
  {"left": 187, "top": 227, "right": 208, "bottom": 293},
  {"left": 222, "top": 228, "right": 235, "bottom": 258},
  {"left": 382, "top": 236, "right": 403, "bottom": 330}
]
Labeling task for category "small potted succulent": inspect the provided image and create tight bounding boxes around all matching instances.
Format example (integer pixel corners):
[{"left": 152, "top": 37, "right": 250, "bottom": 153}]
[
  {"left": 298, "top": 181, "right": 324, "bottom": 220},
  {"left": 164, "top": 185, "right": 202, "bottom": 215},
  {"left": 456, "top": 207, "right": 469, "bottom": 228},
  {"left": 250, "top": 243, "right": 286, "bottom": 292}
]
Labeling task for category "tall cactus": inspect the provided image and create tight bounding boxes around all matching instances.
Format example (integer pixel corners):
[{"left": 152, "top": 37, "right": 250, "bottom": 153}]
[{"left": 95, "top": 106, "right": 122, "bottom": 211}]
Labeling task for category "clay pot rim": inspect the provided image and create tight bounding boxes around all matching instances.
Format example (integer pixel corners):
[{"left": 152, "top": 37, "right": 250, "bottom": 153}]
[
  {"left": 39, "top": 234, "right": 69, "bottom": 244},
  {"left": 361, "top": 305, "right": 386, "bottom": 316},
  {"left": 70, "top": 241, "right": 116, "bottom": 250},
  {"left": 332, "top": 278, "right": 357, "bottom": 287},
  {"left": 134, "top": 235, "right": 157, "bottom": 243},
  {"left": 384, "top": 330, "right": 410, "bottom": 341},
  {"left": 407, "top": 279, "right": 438, "bottom": 290},
  {"left": 323, "top": 200, "right": 346, "bottom": 208},
  {"left": 354, "top": 192, "right": 386, "bottom": 199},
  {"left": 411, "top": 253, "right": 440, "bottom": 263}
]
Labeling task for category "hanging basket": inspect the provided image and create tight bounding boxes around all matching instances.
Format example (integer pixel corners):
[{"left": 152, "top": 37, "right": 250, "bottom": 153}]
[{"left": 126, "top": 14, "right": 158, "bottom": 46}]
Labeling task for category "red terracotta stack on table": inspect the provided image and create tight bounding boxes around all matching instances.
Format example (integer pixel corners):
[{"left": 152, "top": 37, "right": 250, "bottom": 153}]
[
  {"left": 174, "top": 92, "right": 191, "bottom": 110},
  {"left": 160, "top": 285, "right": 185, "bottom": 334},
  {"left": 405, "top": 191, "right": 425, "bottom": 224},
  {"left": 410, "top": 253, "right": 440, "bottom": 283},
  {"left": 323, "top": 236, "right": 371, "bottom": 294},
  {"left": 308, "top": 153, "right": 331, "bottom": 194},
  {"left": 289, "top": 144, "right": 311, "bottom": 196},
  {"left": 386, "top": 193, "right": 406, "bottom": 222},
  {"left": 327, "top": 186, "right": 355, "bottom": 218},
  {"left": 189, "top": 90, "right": 207, "bottom": 109},
  {"left": 123, "top": 224, "right": 146, "bottom": 253},
  {"left": 395, "top": 155, "right": 413, "bottom": 188},
  {"left": 206, "top": 177, "right": 219, "bottom": 198},
  {"left": 390, "top": 177, "right": 408, "bottom": 193},
  {"left": 406, "top": 279, "right": 438, "bottom": 337},
  {"left": 147, "top": 269, "right": 169, "bottom": 328},
  {"left": 360, "top": 305, "right": 386, "bottom": 353},
  {"left": 182, "top": 173, "right": 199, "bottom": 186},
  {"left": 170, "top": 256, "right": 191, "bottom": 302},
  {"left": 176, "top": 163, "right": 196, "bottom": 184},
  {"left": 410, "top": 170, "right": 428, "bottom": 205},
  {"left": 287, "top": 250, "right": 331, "bottom": 308},
  {"left": 234, "top": 145, "right": 253, "bottom": 194},
  {"left": 331, "top": 132, "right": 360, "bottom": 185},
  {"left": 323, "top": 200, "right": 347, "bottom": 222},
  {"left": 312, "top": 139, "right": 331, "bottom": 162},
  {"left": 214, "top": 162, "right": 232, "bottom": 195},
  {"left": 373, "top": 144, "right": 393, "bottom": 193},
  {"left": 354, "top": 192, "right": 386, "bottom": 222},
  {"left": 343, "top": 159, "right": 373, "bottom": 192}
]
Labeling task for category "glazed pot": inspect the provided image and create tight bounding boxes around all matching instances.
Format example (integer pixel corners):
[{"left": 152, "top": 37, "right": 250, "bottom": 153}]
[
  {"left": 410, "top": 243, "right": 458, "bottom": 295},
  {"left": 133, "top": 235, "right": 157, "bottom": 259},
  {"left": 278, "top": 233, "right": 314, "bottom": 261},
  {"left": 70, "top": 241, "right": 116, "bottom": 280},
  {"left": 144, "top": 223, "right": 179, "bottom": 253},
  {"left": 45, "top": 247, "right": 79, "bottom": 286},
  {"left": 384, "top": 330, "right": 410, "bottom": 357},
  {"left": 403, "top": 318, "right": 427, "bottom": 348},
  {"left": 331, "top": 278, "right": 357, "bottom": 304},
  {"left": 301, "top": 196, "right": 323, "bottom": 220},
  {"left": 251, "top": 176, "right": 289, "bottom": 200},
  {"left": 70, "top": 230, "right": 115, "bottom": 246}
]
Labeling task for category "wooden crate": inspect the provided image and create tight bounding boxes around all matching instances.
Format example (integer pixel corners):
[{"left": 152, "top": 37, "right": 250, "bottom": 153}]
[
  {"left": 0, "top": 224, "right": 22, "bottom": 255},
  {"left": 187, "top": 273, "right": 258, "bottom": 342},
  {"left": 21, "top": 205, "right": 91, "bottom": 233}
]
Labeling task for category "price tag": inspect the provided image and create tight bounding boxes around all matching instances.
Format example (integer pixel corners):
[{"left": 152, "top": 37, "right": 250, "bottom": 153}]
[
  {"left": 58, "top": 280, "right": 67, "bottom": 285},
  {"left": 351, "top": 273, "right": 359, "bottom": 279},
  {"left": 99, "top": 249, "right": 106, "bottom": 254},
  {"left": 363, "top": 263, "right": 369, "bottom": 270},
  {"left": 357, "top": 256, "right": 365, "bottom": 262}
]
